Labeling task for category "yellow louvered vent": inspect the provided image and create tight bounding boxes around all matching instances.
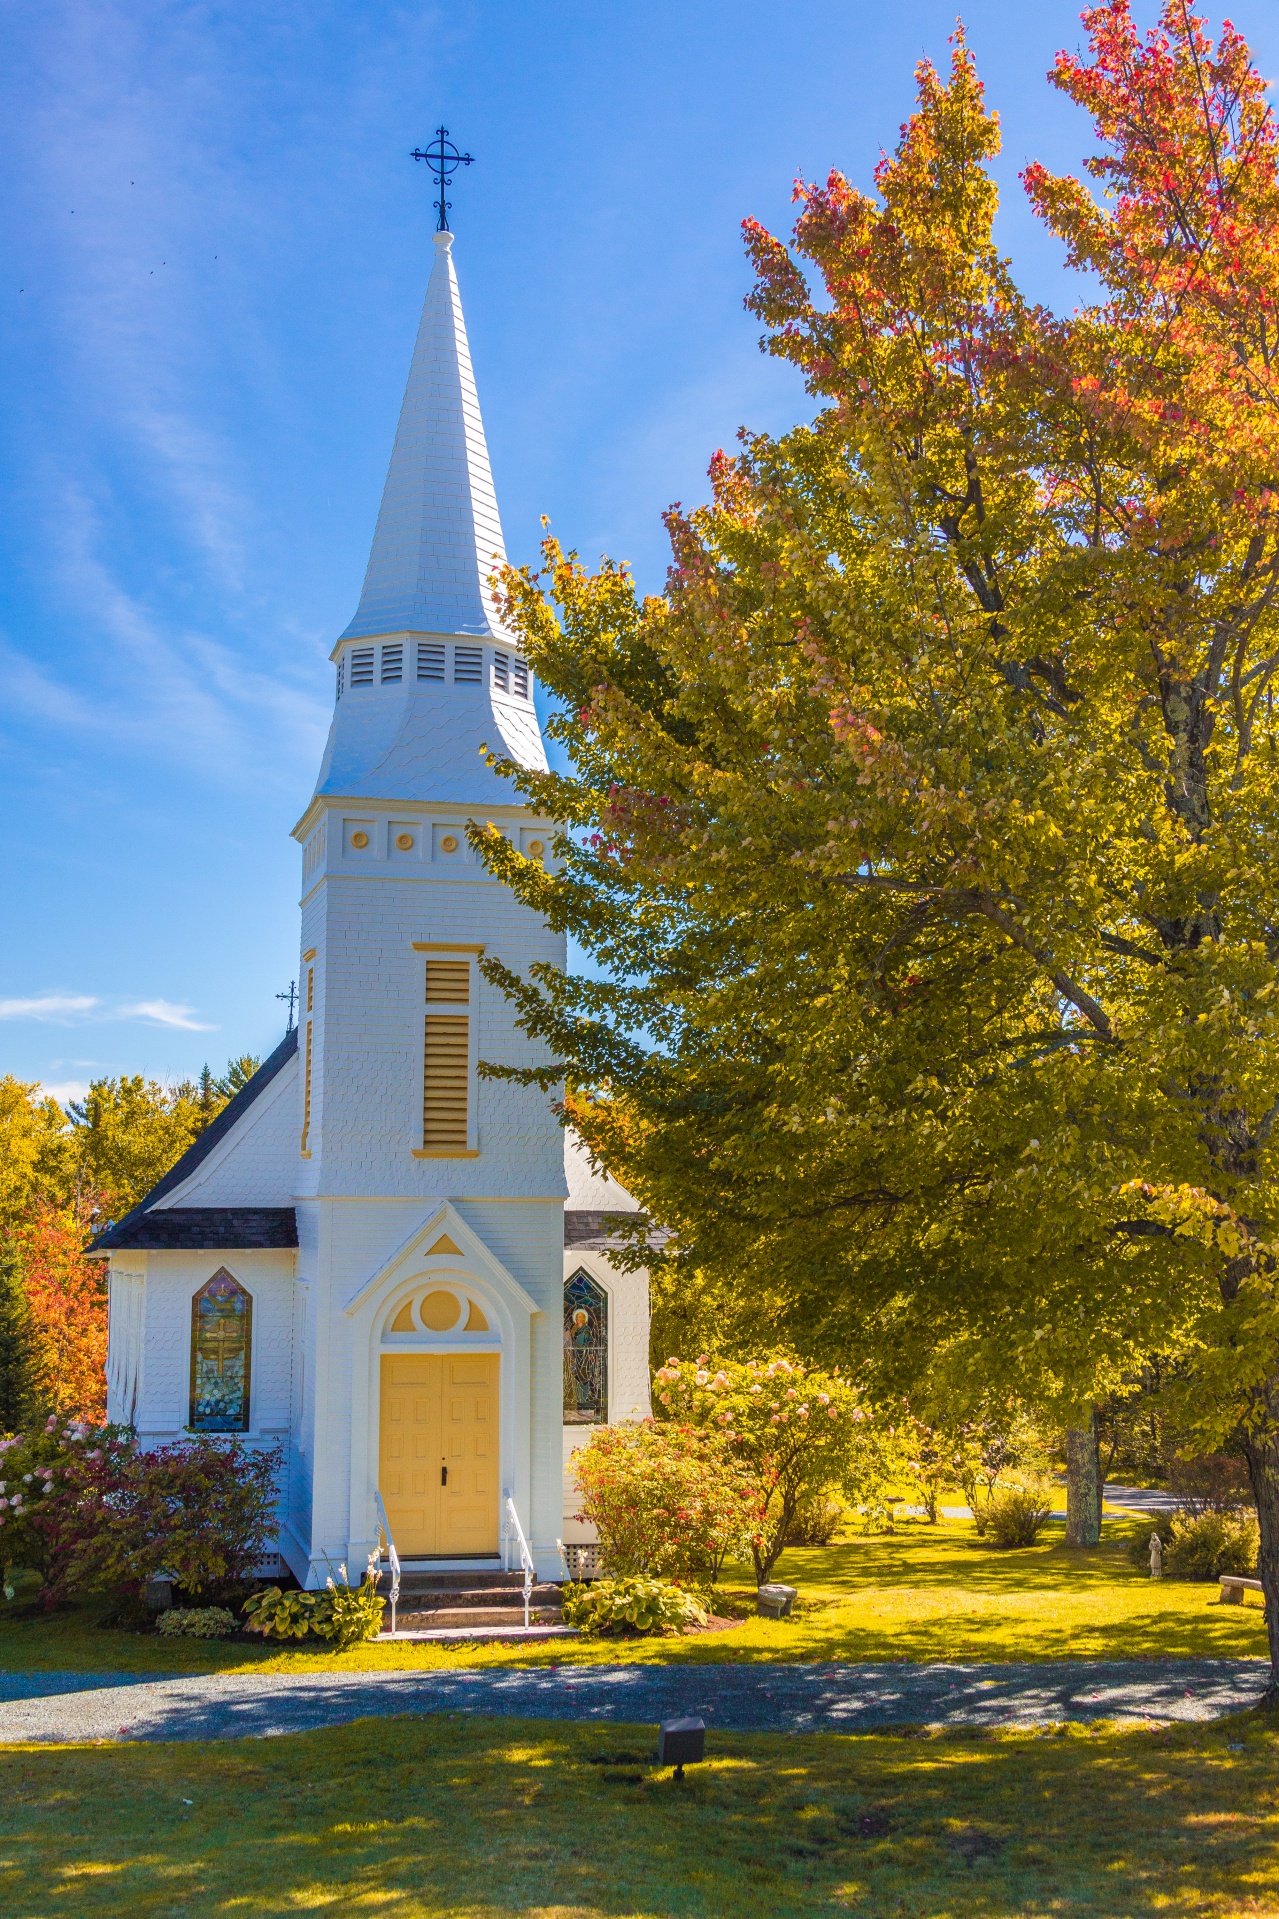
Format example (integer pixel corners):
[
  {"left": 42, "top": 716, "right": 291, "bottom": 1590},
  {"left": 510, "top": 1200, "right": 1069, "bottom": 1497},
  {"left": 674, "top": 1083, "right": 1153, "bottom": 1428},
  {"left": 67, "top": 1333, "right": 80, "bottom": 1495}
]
[
  {"left": 423, "top": 1015, "right": 469, "bottom": 1150},
  {"left": 300, "top": 963, "right": 314, "bottom": 1156},
  {"left": 425, "top": 960, "right": 470, "bottom": 1003}
]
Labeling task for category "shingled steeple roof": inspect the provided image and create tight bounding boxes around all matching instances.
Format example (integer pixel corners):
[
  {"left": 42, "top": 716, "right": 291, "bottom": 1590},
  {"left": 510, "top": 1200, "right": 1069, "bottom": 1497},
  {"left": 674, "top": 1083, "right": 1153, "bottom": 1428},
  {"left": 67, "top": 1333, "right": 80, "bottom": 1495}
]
[{"left": 340, "top": 228, "right": 509, "bottom": 643}]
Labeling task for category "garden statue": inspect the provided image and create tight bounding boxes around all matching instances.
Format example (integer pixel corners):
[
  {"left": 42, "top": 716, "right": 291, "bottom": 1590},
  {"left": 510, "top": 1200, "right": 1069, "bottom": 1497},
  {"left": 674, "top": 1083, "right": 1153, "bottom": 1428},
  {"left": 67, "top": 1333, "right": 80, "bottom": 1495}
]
[{"left": 1149, "top": 1532, "right": 1163, "bottom": 1580}]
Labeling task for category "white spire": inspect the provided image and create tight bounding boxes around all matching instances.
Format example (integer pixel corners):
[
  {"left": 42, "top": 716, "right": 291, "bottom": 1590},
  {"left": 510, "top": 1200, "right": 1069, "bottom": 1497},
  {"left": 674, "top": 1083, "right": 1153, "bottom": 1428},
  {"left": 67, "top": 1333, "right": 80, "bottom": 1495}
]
[
  {"left": 341, "top": 229, "right": 508, "bottom": 642},
  {"left": 311, "top": 228, "right": 547, "bottom": 806}
]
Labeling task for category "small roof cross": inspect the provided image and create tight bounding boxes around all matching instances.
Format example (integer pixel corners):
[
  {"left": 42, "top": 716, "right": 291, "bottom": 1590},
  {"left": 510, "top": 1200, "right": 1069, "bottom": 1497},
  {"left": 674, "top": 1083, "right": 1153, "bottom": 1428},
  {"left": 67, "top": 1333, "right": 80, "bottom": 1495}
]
[{"left": 411, "top": 126, "right": 474, "bottom": 232}]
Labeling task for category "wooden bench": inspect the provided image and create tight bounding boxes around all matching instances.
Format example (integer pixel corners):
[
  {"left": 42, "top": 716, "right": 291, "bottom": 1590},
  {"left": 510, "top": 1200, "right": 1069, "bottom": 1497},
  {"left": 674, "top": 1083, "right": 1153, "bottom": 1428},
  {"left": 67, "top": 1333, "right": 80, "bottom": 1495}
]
[{"left": 1219, "top": 1575, "right": 1264, "bottom": 1604}]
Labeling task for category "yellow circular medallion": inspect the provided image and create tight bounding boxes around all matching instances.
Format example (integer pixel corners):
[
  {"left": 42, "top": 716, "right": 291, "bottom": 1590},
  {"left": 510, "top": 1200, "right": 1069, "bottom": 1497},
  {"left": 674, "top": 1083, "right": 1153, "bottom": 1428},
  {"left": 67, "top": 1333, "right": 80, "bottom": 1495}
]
[
  {"left": 440, "top": 834, "right": 459, "bottom": 854},
  {"left": 395, "top": 833, "right": 414, "bottom": 851},
  {"left": 350, "top": 830, "right": 369, "bottom": 849}
]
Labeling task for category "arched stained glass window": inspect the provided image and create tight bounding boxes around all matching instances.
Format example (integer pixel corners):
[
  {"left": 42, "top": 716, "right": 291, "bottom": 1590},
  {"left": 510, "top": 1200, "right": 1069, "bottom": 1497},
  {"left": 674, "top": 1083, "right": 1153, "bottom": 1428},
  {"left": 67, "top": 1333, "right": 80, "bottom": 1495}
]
[
  {"left": 189, "top": 1270, "right": 252, "bottom": 1432},
  {"left": 563, "top": 1267, "right": 608, "bottom": 1425}
]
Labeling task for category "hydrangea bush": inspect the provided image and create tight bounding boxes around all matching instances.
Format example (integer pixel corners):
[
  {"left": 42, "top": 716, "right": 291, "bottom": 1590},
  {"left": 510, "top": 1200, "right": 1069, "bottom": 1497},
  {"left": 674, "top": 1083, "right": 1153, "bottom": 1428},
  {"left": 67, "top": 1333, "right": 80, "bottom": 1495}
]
[
  {"left": 571, "top": 1418, "right": 757, "bottom": 1583},
  {"left": 0, "top": 1421, "right": 279, "bottom": 1608},
  {"left": 0, "top": 1418, "right": 132, "bottom": 1603},
  {"left": 652, "top": 1354, "right": 891, "bottom": 1582}
]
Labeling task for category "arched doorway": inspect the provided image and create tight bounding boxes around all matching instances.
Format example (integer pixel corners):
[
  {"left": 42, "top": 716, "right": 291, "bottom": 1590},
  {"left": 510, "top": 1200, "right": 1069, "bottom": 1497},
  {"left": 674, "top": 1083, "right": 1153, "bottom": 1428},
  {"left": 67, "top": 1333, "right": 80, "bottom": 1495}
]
[{"left": 378, "top": 1282, "right": 500, "bottom": 1558}]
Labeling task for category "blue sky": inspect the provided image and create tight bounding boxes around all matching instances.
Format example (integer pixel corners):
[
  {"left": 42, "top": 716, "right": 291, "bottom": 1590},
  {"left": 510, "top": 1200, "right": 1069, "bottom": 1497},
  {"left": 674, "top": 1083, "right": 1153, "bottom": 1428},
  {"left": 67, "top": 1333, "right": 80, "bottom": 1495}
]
[{"left": 3, "top": 0, "right": 1275, "bottom": 1101}]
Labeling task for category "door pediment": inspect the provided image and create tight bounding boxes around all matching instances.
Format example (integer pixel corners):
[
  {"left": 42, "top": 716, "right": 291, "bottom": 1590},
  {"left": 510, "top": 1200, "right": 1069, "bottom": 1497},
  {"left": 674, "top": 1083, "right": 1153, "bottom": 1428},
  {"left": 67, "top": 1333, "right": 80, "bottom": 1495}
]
[{"left": 342, "top": 1201, "right": 540, "bottom": 1320}]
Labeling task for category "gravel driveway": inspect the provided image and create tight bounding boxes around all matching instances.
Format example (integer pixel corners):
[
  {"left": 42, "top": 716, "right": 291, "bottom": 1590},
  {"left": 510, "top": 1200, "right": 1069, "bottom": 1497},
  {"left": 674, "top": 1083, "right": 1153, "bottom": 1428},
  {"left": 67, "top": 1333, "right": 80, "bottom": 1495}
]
[{"left": 0, "top": 1658, "right": 1267, "bottom": 1744}]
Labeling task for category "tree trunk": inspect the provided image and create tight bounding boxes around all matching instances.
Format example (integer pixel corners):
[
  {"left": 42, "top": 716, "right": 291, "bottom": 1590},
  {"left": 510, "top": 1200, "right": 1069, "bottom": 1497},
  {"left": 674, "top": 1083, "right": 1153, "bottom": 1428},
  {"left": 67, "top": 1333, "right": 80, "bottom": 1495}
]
[
  {"left": 1242, "top": 1422, "right": 1279, "bottom": 1698},
  {"left": 1065, "top": 1410, "right": 1102, "bottom": 1547}
]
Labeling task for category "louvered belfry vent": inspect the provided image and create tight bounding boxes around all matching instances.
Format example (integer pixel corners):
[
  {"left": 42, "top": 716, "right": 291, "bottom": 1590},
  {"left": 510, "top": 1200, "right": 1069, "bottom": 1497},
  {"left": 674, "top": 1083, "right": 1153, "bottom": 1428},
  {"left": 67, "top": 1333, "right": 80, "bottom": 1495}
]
[
  {"left": 422, "top": 960, "right": 470, "bottom": 1152},
  {"left": 425, "top": 960, "right": 470, "bottom": 1003}
]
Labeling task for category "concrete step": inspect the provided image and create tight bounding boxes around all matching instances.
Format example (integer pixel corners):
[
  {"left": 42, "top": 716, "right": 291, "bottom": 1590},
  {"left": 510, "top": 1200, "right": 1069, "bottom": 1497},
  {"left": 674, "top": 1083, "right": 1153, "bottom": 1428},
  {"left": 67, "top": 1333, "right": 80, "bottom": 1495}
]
[
  {"left": 376, "top": 1570, "right": 529, "bottom": 1595},
  {"left": 395, "top": 1605, "right": 564, "bottom": 1630},
  {"left": 383, "top": 1578, "right": 562, "bottom": 1609}
]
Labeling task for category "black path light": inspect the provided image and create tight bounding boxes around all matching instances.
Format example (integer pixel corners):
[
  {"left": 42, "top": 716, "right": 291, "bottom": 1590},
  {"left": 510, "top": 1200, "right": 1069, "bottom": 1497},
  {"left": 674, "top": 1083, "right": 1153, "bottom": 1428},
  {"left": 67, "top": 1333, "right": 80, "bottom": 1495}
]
[
  {"left": 657, "top": 1716, "right": 705, "bottom": 1781},
  {"left": 411, "top": 126, "right": 474, "bottom": 232}
]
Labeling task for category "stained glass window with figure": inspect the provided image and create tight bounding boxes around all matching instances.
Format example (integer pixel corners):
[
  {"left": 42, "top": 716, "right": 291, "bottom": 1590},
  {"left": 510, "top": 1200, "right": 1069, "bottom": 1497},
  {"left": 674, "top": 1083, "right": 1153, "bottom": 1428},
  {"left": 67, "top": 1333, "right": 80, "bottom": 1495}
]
[
  {"left": 189, "top": 1270, "right": 252, "bottom": 1431},
  {"left": 563, "top": 1267, "right": 608, "bottom": 1424}
]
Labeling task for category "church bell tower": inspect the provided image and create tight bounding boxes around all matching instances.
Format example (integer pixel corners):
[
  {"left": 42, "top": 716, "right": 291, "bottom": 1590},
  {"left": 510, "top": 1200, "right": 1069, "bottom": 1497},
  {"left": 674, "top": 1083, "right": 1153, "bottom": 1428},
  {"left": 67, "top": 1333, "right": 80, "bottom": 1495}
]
[{"left": 287, "top": 217, "right": 567, "bottom": 1580}]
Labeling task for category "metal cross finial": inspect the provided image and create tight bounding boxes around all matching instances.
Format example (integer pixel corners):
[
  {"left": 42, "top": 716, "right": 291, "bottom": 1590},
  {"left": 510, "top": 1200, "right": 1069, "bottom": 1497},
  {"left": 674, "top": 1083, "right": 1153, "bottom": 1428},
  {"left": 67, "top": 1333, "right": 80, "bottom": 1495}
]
[
  {"left": 276, "top": 981, "right": 298, "bottom": 1033},
  {"left": 410, "top": 126, "right": 474, "bottom": 232}
]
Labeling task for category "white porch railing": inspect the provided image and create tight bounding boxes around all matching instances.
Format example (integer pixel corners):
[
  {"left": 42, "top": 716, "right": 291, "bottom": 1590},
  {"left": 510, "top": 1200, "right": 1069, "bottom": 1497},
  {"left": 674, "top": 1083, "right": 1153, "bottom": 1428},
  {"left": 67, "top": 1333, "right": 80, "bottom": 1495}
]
[
  {"left": 503, "top": 1495, "right": 535, "bottom": 1629},
  {"left": 372, "top": 1489, "right": 401, "bottom": 1637}
]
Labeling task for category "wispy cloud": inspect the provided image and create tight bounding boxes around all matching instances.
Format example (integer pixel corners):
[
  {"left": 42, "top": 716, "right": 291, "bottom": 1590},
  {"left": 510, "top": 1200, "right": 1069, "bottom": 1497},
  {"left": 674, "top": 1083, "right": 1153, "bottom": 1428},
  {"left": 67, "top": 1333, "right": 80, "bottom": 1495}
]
[
  {"left": 0, "top": 994, "right": 98, "bottom": 1021},
  {"left": 0, "top": 993, "right": 216, "bottom": 1031},
  {"left": 115, "top": 999, "right": 217, "bottom": 1032}
]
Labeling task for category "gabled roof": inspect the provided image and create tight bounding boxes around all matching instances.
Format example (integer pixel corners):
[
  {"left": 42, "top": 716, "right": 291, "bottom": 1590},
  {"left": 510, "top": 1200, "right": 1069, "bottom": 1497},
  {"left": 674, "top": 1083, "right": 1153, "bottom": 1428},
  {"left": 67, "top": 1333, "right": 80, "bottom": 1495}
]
[{"left": 88, "top": 1028, "right": 298, "bottom": 1254}]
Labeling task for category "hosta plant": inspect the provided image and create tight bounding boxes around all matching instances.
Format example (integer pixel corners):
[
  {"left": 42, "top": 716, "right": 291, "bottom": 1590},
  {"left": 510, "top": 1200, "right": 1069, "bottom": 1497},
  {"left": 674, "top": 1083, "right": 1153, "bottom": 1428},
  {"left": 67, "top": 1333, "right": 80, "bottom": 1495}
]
[
  {"left": 242, "top": 1567, "right": 384, "bottom": 1650},
  {"left": 560, "top": 1575, "right": 708, "bottom": 1636},
  {"left": 158, "top": 1606, "right": 238, "bottom": 1638}
]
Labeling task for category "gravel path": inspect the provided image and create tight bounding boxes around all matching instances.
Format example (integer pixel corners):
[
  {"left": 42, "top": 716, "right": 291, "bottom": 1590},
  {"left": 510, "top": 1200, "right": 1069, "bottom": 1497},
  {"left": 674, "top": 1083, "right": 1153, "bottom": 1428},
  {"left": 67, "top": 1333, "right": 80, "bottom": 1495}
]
[{"left": 0, "top": 1659, "right": 1267, "bottom": 1744}]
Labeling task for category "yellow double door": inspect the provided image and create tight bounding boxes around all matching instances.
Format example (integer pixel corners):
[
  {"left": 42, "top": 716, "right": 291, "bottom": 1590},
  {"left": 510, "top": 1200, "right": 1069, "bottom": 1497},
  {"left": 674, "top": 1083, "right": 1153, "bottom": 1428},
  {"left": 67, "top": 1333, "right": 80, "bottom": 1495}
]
[{"left": 379, "top": 1353, "right": 499, "bottom": 1557}]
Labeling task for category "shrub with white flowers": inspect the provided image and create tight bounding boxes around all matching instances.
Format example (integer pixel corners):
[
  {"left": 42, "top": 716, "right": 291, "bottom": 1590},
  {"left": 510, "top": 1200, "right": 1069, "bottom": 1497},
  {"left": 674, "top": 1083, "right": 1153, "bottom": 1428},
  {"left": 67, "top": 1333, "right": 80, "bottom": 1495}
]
[{"left": 652, "top": 1354, "right": 891, "bottom": 1583}]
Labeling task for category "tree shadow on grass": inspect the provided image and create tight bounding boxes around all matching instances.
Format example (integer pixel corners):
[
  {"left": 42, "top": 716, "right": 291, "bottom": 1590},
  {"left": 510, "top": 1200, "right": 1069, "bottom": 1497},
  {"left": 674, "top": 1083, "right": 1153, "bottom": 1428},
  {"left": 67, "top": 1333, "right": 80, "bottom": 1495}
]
[
  {"left": 0, "top": 1710, "right": 1274, "bottom": 1917},
  {"left": 773, "top": 1518, "right": 1160, "bottom": 1597}
]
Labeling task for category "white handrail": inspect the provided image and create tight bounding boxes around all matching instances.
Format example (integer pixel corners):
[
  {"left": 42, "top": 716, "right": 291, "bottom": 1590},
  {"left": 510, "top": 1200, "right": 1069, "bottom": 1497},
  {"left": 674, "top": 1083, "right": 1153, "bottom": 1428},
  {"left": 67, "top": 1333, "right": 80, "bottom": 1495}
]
[
  {"left": 373, "top": 1489, "right": 401, "bottom": 1637},
  {"left": 504, "top": 1495, "right": 535, "bottom": 1630}
]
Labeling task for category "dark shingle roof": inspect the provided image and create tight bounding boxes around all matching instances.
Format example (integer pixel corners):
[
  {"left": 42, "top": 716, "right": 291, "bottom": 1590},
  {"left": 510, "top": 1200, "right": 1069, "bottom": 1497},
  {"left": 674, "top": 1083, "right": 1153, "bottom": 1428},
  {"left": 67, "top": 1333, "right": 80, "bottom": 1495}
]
[
  {"left": 564, "top": 1208, "right": 664, "bottom": 1253},
  {"left": 94, "top": 1207, "right": 298, "bottom": 1250},
  {"left": 88, "top": 1029, "right": 298, "bottom": 1254}
]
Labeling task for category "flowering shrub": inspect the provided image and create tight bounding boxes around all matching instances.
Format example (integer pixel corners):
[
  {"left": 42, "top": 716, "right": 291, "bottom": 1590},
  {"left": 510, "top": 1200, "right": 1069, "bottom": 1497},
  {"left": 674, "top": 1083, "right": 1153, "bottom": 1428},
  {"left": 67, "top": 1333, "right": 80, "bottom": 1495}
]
[
  {"left": 158, "top": 1606, "right": 239, "bottom": 1638},
  {"left": 242, "top": 1568, "right": 385, "bottom": 1650},
  {"left": 72, "top": 1437, "right": 281, "bottom": 1602},
  {"left": 0, "top": 1423, "right": 279, "bottom": 1608},
  {"left": 0, "top": 1418, "right": 133, "bottom": 1601},
  {"left": 560, "top": 1575, "right": 707, "bottom": 1636},
  {"left": 652, "top": 1354, "right": 890, "bottom": 1582},
  {"left": 571, "top": 1418, "right": 757, "bottom": 1582}
]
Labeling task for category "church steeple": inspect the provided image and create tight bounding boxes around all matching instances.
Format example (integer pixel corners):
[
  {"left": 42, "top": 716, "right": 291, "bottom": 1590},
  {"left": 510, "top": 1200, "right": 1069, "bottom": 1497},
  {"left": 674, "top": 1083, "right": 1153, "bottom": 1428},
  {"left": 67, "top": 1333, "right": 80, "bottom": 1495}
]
[
  {"left": 312, "top": 229, "right": 546, "bottom": 804},
  {"left": 340, "top": 230, "right": 508, "bottom": 644}
]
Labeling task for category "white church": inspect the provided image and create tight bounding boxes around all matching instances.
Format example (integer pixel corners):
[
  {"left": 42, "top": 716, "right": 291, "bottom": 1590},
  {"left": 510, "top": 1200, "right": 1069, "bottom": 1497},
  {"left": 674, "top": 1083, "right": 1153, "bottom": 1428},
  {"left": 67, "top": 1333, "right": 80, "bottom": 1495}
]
[{"left": 91, "top": 225, "right": 651, "bottom": 1587}]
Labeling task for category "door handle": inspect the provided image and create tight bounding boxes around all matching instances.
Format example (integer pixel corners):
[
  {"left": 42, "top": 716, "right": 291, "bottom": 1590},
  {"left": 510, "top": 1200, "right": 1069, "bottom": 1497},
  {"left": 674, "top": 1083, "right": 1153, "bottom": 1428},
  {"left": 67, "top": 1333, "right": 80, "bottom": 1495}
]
[{"left": 441, "top": 1465, "right": 448, "bottom": 1486}]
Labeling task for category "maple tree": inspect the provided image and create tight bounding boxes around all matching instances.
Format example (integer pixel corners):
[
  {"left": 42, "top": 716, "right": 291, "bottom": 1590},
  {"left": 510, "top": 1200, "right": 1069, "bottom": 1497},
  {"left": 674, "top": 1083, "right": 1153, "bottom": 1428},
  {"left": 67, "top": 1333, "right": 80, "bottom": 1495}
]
[
  {"left": 478, "top": 3, "right": 1279, "bottom": 1684},
  {"left": 0, "top": 1059, "right": 261, "bottom": 1429},
  {"left": 15, "top": 1196, "right": 109, "bottom": 1423}
]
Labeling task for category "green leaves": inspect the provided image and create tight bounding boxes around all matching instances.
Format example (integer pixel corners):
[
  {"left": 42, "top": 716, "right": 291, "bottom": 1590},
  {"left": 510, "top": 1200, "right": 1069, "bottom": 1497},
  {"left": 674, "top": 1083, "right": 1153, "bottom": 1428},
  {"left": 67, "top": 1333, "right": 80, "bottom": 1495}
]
[{"left": 476, "top": 13, "right": 1279, "bottom": 1451}]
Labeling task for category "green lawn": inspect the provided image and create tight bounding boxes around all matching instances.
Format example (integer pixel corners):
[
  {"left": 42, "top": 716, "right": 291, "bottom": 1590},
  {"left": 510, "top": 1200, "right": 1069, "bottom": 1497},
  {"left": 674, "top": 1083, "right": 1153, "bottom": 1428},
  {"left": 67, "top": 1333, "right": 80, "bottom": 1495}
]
[
  {"left": 1, "top": 1707, "right": 1277, "bottom": 1916},
  {"left": 0, "top": 1516, "right": 1267, "bottom": 1673}
]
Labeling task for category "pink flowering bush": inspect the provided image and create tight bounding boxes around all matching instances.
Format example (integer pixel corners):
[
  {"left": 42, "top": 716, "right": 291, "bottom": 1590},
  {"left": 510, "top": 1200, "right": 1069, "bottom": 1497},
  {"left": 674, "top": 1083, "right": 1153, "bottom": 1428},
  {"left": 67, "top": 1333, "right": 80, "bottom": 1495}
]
[
  {"left": 652, "top": 1354, "right": 890, "bottom": 1582},
  {"left": 0, "top": 1418, "right": 132, "bottom": 1603},
  {"left": 73, "top": 1437, "right": 281, "bottom": 1604},
  {"left": 0, "top": 1422, "right": 279, "bottom": 1609},
  {"left": 571, "top": 1418, "right": 758, "bottom": 1584}
]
